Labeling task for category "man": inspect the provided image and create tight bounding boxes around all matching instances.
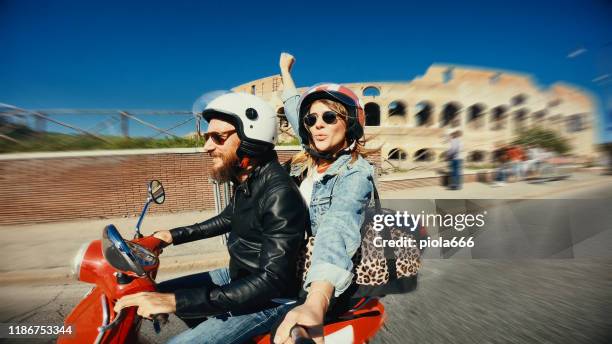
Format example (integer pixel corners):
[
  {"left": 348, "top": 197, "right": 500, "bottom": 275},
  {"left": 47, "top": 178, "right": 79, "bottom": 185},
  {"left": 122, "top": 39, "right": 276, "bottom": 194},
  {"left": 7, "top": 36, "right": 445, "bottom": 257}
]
[
  {"left": 525, "top": 143, "right": 541, "bottom": 178},
  {"left": 507, "top": 144, "right": 524, "bottom": 182},
  {"left": 115, "top": 92, "right": 309, "bottom": 344},
  {"left": 448, "top": 130, "right": 463, "bottom": 190},
  {"left": 492, "top": 143, "right": 509, "bottom": 187}
]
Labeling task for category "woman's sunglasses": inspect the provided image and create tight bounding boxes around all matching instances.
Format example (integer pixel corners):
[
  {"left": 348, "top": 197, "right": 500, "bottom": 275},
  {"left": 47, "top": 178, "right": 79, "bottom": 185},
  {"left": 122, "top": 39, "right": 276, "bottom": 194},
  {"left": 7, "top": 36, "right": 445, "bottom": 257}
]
[
  {"left": 203, "top": 129, "right": 237, "bottom": 145},
  {"left": 303, "top": 111, "right": 341, "bottom": 127}
]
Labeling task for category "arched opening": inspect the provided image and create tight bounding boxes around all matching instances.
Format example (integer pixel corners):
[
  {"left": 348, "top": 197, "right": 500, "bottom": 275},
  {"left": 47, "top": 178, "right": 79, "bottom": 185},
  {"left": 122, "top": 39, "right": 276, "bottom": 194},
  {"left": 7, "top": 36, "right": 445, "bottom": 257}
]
[
  {"left": 511, "top": 94, "right": 528, "bottom": 106},
  {"left": 415, "top": 101, "right": 433, "bottom": 126},
  {"left": 388, "top": 148, "right": 408, "bottom": 161},
  {"left": 467, "top": 103, "right": 486, "bottom": 129},
  {"left": 362, "top": 86, "right": 380, "bottom": 97},
  {"left": 514, "top": 108, "right": 528, "bottom": 121},
  {"left": 277, "top": 107, "right": 289, "bottom": 128},
  {"left": 364, "top": 102, "right": 381, "bottom": 126},
  {"left": 443, "top": 68, "right": 454, "bottom": 84},
  {"left": 548, "top": 114, "right": 563, "bottom": 132},
  {"left": 440, "top": 102, "right": 462, "bottom": 128},
  {"left": 491, "top": 148, "right": 506, "bottom": 163},
  {"left": 567, "top": 114, "right": 584, "bottom": 132},
  {"left": 533, "top": 110, "right": 546, "bottom": 119},
  {"left": 414, "top": 148, "right": 434, "bottom": 162},
  {"left": 532, "top": 110, "right": 547, "bottom": 126},
  {"left": 491, "top": 105, "right": 508, "bottom": 130},
  {"left": 514, "top": 108, "right": 529, "bottom": 131},
  {"left": 388, "top": 101, "right": 407, "bottom": 117},
  {"left": 467, "top": 150, "right": 486, "bottom": 162}
]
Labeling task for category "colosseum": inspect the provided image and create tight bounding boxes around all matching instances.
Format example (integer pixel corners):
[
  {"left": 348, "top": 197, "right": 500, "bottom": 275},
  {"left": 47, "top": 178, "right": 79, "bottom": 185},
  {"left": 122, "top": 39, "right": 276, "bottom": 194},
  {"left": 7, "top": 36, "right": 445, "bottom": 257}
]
[{"left": 233, "top": 64, "right": 597, "bottom": 171}]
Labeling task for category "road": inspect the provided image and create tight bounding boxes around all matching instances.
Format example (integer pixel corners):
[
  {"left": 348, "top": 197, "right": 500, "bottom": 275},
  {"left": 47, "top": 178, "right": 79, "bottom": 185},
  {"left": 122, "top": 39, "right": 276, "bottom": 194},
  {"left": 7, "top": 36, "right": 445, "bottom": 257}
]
[{"left": 1, "top": 181, "right": 611, "bottom": 343}]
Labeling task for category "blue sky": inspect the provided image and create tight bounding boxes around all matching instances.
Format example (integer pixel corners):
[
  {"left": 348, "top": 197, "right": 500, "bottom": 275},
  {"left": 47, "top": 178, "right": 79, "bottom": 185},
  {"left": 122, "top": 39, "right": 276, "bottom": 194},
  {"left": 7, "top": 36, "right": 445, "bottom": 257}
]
[{"left": 1, "top": 0, "right": 611, "bottom": 139}]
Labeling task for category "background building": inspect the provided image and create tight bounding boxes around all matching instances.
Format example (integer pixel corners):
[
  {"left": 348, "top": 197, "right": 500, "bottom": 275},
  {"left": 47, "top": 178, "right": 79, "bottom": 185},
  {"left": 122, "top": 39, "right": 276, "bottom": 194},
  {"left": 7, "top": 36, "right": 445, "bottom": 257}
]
[{"left": 233, "top": 64, "right": 597, "bottom": 171}]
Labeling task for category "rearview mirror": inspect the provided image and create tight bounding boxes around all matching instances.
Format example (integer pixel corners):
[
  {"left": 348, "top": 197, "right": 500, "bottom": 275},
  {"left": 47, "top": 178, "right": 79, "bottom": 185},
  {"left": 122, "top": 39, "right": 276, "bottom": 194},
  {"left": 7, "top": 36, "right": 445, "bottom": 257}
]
[{"left": 148, "top": 180, "right": 165, "bottom": 204}]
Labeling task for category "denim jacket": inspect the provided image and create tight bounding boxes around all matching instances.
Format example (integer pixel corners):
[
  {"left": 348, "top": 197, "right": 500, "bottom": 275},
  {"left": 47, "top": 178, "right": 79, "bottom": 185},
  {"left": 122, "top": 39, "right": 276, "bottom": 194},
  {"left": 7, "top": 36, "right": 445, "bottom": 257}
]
[{"left": 282, "top": 86, "right": 374, "bottom": 297}]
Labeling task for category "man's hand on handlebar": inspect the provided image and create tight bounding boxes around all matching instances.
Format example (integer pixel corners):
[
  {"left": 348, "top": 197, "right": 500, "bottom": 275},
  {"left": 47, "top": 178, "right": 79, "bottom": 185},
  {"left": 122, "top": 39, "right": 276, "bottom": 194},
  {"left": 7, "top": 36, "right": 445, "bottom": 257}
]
[{"left": 114, "top": 292, "right": 176, "bottom": 320}]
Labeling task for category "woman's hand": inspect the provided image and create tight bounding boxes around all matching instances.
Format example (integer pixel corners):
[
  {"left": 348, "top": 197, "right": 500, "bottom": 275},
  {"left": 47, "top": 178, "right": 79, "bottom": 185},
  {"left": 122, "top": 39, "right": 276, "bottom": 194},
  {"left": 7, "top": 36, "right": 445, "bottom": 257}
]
[
  {"left": 279, "top": 52, "right": 298, "bottom": 93},
  {"left": 275, "top": 282, "right": 332, "bottom": 344},
  {"left": 274, "top": 302, "right": 325, "bottom": 344},
  {"left": 279, "top": 52, "right": 295, "bottom": 74}
]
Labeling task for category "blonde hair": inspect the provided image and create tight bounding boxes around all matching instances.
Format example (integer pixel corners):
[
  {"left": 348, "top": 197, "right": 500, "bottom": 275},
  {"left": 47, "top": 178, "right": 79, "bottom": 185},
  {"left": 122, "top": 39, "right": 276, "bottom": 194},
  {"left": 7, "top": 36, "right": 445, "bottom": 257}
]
[{"left": 291, "top": 99, "right": 369, "bottom": 173}]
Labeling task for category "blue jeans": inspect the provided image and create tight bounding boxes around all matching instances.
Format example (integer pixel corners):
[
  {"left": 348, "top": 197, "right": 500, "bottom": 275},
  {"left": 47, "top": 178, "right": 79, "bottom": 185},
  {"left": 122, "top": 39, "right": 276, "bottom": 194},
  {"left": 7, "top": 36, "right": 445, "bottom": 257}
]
[
  {"left": 513, "top": 161, "right": 524, "bottom": 179},
  {"left": 157, "top": 267, "right": 293, "bottom": 344},
  {"left": 449, "top": 159, "right": 462, "bottom": 189},
  {"left": 495, "top": 166, "right": 506, "bottom": 182}
]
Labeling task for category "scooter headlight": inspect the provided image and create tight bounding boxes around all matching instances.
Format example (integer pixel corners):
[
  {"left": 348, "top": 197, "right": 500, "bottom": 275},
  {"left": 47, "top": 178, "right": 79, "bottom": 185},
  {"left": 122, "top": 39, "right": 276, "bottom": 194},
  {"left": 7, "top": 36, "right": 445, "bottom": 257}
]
[{"left": 71, "top": 242, "right": 90, "bottom": 281}]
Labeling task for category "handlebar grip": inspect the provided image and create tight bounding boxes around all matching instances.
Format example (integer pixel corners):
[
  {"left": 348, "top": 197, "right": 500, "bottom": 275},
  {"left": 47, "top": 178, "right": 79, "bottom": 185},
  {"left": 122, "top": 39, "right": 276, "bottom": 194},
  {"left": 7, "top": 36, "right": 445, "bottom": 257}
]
[
  {"left": 98, "top": 309, "right": 126, "bottom": 332},
  {"left": 290, "top": 325, "right": 315, "bottom": 344}
]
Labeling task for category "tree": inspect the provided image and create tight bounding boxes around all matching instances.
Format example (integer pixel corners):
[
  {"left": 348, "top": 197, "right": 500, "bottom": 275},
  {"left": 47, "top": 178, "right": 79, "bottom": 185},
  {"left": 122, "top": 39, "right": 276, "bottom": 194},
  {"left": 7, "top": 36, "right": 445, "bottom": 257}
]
[{"left": 513, "top": 127, "right": 571, "bottom": 154}]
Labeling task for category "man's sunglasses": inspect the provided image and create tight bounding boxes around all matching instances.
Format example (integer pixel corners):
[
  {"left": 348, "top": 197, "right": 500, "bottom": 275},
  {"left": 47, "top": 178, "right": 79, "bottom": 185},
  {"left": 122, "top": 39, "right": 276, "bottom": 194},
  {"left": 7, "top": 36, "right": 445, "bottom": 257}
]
[
  {"left": 203, "top": 129, "right": 237, "bottom": 145},
  {"left": 303, "top": 111, "right": 341, "bottom": 127}
]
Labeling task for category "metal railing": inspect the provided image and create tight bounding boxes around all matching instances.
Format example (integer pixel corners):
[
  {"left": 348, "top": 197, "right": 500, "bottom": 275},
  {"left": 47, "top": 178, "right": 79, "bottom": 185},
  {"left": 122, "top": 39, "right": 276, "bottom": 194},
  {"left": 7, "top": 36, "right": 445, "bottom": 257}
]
[{"left": 1, "top": 103, "right": 195, "bottom": 146}]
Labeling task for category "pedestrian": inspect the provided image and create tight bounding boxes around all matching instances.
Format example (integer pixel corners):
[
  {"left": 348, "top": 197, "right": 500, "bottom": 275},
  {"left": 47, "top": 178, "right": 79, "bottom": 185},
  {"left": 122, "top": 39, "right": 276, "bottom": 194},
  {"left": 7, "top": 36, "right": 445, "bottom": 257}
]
[
  {"left": 448, "top": 130, "right": 463, "bottom": 190},
  {"left": 492, "top": 144, "right": 509, "bottom": 187}
]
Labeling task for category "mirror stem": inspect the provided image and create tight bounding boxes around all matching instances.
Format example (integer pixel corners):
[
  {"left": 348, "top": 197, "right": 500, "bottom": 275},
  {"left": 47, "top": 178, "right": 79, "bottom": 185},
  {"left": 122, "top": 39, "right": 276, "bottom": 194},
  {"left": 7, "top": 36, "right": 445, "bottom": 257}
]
[{"left": 135, "top": 197, "right": 152, "bottom": 239}]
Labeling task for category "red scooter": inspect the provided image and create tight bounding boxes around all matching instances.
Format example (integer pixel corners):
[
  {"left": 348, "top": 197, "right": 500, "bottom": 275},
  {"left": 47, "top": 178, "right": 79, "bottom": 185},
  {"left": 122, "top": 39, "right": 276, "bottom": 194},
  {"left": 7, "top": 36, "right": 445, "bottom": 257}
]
[{"left": 59, "top": 180, "right": 386, "bottom": 343}]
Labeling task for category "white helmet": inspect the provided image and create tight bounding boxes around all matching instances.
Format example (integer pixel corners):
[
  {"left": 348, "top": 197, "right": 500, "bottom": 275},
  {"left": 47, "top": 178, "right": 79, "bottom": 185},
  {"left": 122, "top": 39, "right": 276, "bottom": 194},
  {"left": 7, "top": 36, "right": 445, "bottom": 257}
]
[{"left": 200, "top": 92, "right": 277, "bottom": 158}]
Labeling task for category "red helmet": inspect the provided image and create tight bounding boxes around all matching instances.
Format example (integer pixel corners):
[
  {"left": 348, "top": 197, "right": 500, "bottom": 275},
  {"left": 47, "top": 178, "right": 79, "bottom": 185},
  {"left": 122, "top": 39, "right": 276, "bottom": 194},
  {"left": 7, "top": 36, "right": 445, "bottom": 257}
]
[{"left": 297, "top": 83, "right": 365, "bottom": 145}]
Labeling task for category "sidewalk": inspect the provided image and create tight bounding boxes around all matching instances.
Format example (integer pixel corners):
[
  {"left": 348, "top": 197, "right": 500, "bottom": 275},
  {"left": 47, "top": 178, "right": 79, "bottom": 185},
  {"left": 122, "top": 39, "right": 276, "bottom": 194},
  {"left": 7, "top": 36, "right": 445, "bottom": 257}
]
[
  {"left": 1, "top": 172, "right": 610, "bottom": 285},
  {"left": 384, "top": 170, "right": 612, "bottom": 199},
  {"left": 0, "top": 210, "right": 228, "bottom": 284}
]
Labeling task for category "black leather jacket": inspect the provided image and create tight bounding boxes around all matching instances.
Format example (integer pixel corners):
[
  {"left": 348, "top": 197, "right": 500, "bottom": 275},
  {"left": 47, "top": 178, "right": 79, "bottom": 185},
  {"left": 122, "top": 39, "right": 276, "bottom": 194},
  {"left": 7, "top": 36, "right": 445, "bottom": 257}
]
[{"left": 169, "top": 154, "right": 308, "bottom": 318}]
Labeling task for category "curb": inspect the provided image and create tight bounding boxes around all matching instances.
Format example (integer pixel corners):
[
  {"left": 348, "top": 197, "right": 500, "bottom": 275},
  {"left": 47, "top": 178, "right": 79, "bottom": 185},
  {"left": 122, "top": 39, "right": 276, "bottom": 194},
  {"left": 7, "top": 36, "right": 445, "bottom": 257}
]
[
  {"left": 0, "top": 254, "right": 230, "bottom": 285},
  {"left": 515, "top": 176, "right": 610, "bottom": 199}
]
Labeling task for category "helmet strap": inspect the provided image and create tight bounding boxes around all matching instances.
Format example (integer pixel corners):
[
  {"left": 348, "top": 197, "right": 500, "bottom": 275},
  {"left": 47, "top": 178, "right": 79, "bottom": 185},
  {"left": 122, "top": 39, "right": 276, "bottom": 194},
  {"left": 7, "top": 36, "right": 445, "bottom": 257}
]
[
  {"left": 305, "top": 146, "right": 334, "bottom": 160},
  {"left": 304, "top": 141, "right": 353, "bottom": 162},
  {"left": 239, "top": 156, "right": 251, "bottom": 169}
]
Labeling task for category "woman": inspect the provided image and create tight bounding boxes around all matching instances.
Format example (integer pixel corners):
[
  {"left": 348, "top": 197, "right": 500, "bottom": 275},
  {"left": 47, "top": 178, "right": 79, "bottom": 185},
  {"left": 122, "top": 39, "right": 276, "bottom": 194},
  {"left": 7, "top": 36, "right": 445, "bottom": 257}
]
[{"left": 273, "top": 53, "right": 374, "bottom": 344}]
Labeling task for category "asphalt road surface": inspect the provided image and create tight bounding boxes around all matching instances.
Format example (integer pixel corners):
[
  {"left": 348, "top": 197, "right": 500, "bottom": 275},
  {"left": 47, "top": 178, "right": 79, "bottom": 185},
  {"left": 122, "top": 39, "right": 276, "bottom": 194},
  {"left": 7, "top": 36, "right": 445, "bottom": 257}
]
[{"left": 1, "top": 183, "right": 611, "bottom": 344}]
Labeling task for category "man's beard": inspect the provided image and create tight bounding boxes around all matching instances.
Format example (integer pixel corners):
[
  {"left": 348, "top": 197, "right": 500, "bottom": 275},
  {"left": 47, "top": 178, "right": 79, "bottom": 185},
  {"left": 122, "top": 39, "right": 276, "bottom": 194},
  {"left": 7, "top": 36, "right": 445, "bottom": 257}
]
[{"left": 210, "top": 151, "right": 240, "bottom": 183}]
